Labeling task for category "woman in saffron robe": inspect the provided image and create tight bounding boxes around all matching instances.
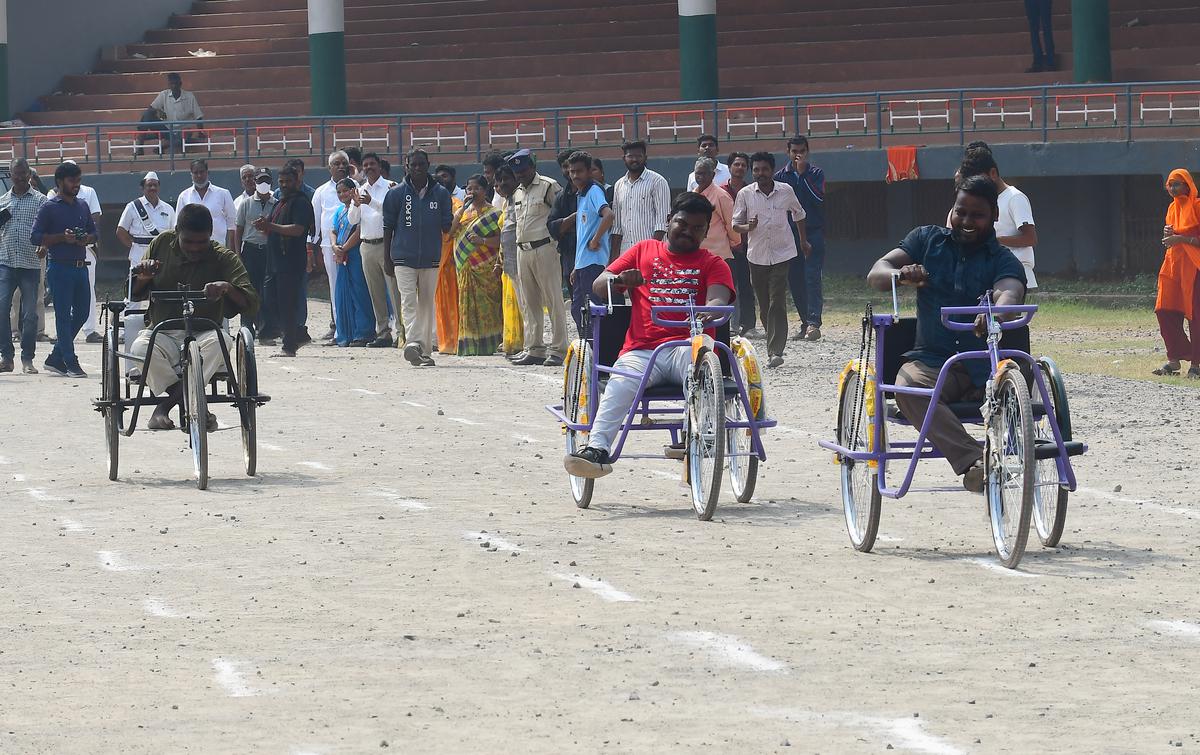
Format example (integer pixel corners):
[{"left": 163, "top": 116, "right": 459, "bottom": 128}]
[
  {"left": 451, "top": 175, "right": 503, "bottom": 355},
  {"left": 434, "top": 193, "right": 464, "bottom": 354},
  {"left": 1155, "top": 169, "right": 1200, "bottom": 378}
]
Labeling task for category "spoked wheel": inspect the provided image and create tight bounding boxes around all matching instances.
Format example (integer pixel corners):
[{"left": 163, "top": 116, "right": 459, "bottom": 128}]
[
  {"left": 185, "top": 341, "right": 209, "bottom": 491},
  {"left": 725, "top": 396, "right": 758, "bottom": 503},
  {"left": 236, "top": 329, "right": 258, "bottom": 477},
  {"left": 836, "top": 367, "right": 882, "bottom": 552},
  {"left": 985, "top": 367, "right": 1035, "bottom": 568},
  {"left": 687, "top": 349, "right": 725, "bottom": 521},
  {"left": 102, "top": 329, "right": 122, "bottom": 481},
  {"left": 563, "top": 338, "right": 594, "bottom": 509},
  {"left": 1032, "top": 357, "right": 1070, "bottom": 547}
]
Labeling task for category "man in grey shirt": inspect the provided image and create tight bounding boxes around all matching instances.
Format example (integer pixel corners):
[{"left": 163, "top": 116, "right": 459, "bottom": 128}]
[
  {"left": 235, "top": 167, "right": 277, "bottom": 338},
  {"left": 0, "top": 158, "right": 47, "bottom": 373}
]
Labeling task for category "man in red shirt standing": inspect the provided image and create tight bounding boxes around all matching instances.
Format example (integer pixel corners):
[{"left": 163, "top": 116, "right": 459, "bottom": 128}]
[{"left": 564, "top": 193, "right": 734, "bottom": 479}]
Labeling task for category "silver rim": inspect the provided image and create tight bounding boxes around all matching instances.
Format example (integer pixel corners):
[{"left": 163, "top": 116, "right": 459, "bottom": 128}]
[
  {"left": 726, "top": 398, "right": 750, "bottom": 497},
  {"left": 839, "top": 372, "right": 875, "bottom": 547},
  {"left": 687, "top": 354, "right": 723, "bottom": 516},
  {"left": 566, "top": 428, "right": 589, "bottom": 501},
  {"left": 987, "top": 375, "right": 1029, "bottom": 561},
  {"left": 1032, "top": 412, "right": 1059, "bottom": 541},
  {"left": 563, "top": 342, "right": 591, "bottom": 504}
]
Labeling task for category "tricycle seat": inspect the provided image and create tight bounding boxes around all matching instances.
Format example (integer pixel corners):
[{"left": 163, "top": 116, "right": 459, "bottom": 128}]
[
  {"left": 642, "top": 377, "right": 740, "bottom": 401},
  {"left": 886, "top": 398, "right": 1047, "bottom": 423}
]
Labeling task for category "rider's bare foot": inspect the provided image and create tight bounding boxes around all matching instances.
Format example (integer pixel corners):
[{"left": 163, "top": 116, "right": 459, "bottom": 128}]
[{"left": 147, "top": 410, "right": 176, "bottom": 431}]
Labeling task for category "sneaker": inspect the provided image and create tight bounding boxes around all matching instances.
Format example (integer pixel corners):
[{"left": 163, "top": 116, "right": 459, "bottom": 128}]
[
  {"left": 85, "top": 332, "right": 103, "bottom": 344},
  {"left": 403, "top": 343, "right": 423, "bottom": 366},
  {"left": 298, "top": 328, "right": 313, "bottom": 346},
  {"left": 66, "top": 364, "right": 88, "bottom": 379},
  {"left": 542, "top": 355, "right": 564, "bottom": 367},
  {"left": 962, "top": 460, "right": 985, "bottom": 494},
  {"left": 350, "top": 339, "right": 371, "bottom": 347},
  {"left": 21, "top": 361, "right": 37, "bottom": 375},
  {"left": 419, "top": 355, "right": 436, "bottom": 367},
  {"left": 768, "top": 354, "right": 784, "bottom": 368},
  {"left": 367, "top": 336, "right": 393, "bottom": 348},
  {"left": 36, "top": 333, "right": 55, "bottom": 343},
  {"left": 272, "top": 350, "right": 297, "bottom": 358},
  {"left": 564, "top": 447, "right": 613, "bottom": 479},
  {"left": 791, "top": 328, "right": 808, "bottom": 341},
  {"left": 0, "top": 358, "right": 12, "bottom": 373},
  {"left": 507, "top": 351, "right": 528, "bottom": 362},
  {"left": 320, "top": 328, "right": 336, "bottom": 341},
  {"left": 43, "top": 355, "right": 68, "bottom": 376},
  {"left": 511, "top": 352, "right": 544, "bottom": 366},
  {"left": 804, "top": 326, "right": 822, "bottom": 342},
  {"left": 740, "top": 327, "right": 761, "bottom": 338}
]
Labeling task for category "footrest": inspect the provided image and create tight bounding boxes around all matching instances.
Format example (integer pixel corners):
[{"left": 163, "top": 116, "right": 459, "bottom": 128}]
[{"left": 1034, "top": 439, "right": 1085, "bottom": 460}]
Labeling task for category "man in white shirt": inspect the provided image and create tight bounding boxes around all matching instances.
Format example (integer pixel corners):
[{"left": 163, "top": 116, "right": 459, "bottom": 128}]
[
  {"left": 149, "top": 73, "right": 204, "bottom": 147},
  {"left": 46, "top": 161, "right": 103, "bottom": 343},
  {"left": 309, "top": 150, "right": 352, "bottom": 342},
  {"left": 353, "top": 151, "right": 402, "bottom": 347},
  {"left": 609, "top": 140, "right": 671, "bottom": 255},
  {"left": 686, "top": 134, "right": 731, "bottom": 191},
  {"left": 115, "top": 171, "right": 176, "bottom": 339},
  {"left": 233, "top": 164, "right": 256, "bottom": 219},
  {"left": 175, "top": 159, "right": 237, "bottom": 250},
  {"left": 955, "top": 145, "right": 1039, "bottom": 288}
]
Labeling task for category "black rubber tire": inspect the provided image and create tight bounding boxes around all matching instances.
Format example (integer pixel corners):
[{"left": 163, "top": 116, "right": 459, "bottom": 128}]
[
  {"left": 1033, "top": 357, "right": 1070, "bottom": 547},
  {"left": 102, "top": 329, "right": 121, "bottom": 481},
  {"left": 186, "top": 340, "right": 209, "bottom": 491},
  {"left": 563, "top": 339, "right": 594, "bottom": 509},
  {"left": 837, "top": 368, "right": 882, "bottom": 553},
  {"left": 985, "top": 367, "right": 1035, "bottom": 569},
  {"left": 725, "top": 397, "right": 758, "bottom": 503},
  {"left": 687, "top": 349, "right": 725, "bottom": 521},
  {"left": 237, "top": 329, "right": 258, "bottom": 477}
]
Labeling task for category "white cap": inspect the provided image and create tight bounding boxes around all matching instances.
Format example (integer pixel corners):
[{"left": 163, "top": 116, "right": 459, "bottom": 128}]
[
  {"left": 142, "top": 171, "right": 159, "bottom": 183},
  {"left": 63, "top": 159, "right": 77, "bottom": 165}
]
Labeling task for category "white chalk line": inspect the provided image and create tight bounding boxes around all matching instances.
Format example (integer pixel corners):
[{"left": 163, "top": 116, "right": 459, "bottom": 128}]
[
  {"left": 211, "top": 658, "right": 266, "bottom": 698},
  {"left": 0, "top": 455, "right": 11, "bottom": 464},
  {"left": 447, "top": 417, "right": 482, "bottom": 426},
  {"left": 1078, "top": 486, "right": 1199, "bottom": 519},
  {"left": 752, "top": 706, "right": 963, "bottom": 755},
  {"left": 551, "top": 572, "right": 640, "bottom": 602},
  {"left": 464, "top": 531, "right": 522, "bottom": 552},
  {"left": 670, "top": 631, "right": 787, "bottom": 673},
  {"left": 497, "top": 366, "right": 559, "bottom": 384},
  {"left": 1147, "top": 620, "right": 1200, "bottom": 638},
  {"left": 97, "top": 550, "right": 143, "bottom": 572},
  {"left": 366, "top": 489, "right": 429, "bottom": 510},
  {"left": 297, "top": 461, "right": 332, "bottom": 471},
  {"left": 311, "top": 375, "right": 341, "bottom": 382},
  {"left": 60, "top": 518, "right": 84, "bottom": 532},
  {"left": 960, "top": 557, "right": 1040, "bottom": 578},
  {"left": 143, "top": 597, "right": 183, "bottom": 618},
  {"left": 400, "top": 400, "right": 426, "bottom": 407},
  {"left": 352, "top": 388, "right": 382, "bottom": 395},
  {"left": 26, "top": 488, "right": 63, "bottom": 502},
  {"left": 876, "top": 535, "right": 904, "bottom": 543},
  {"left": 260, "top": 442, "right": 284, "bottom": 451}
]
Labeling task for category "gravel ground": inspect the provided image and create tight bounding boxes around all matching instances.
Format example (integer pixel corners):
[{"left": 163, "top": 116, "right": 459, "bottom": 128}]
[{"left": 1, "top": 306, "right": 1198, "bottom": 754}]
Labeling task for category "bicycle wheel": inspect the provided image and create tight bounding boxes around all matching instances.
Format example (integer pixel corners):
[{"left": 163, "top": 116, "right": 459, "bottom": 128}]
[
  {"left": 725, "top": 396, "right": 758, "bottom": 503},
  {"left": 236, "top": 330, "right": 258, "bottom": 477},
  {"left": 562, "top": 339, "right": 594, "bottom": 509},
  {"left": 985, "top": 367, "right": 1035, "bottom": 568},
  {"left": 186, "top": 340, "right": 209, "bottom": 491},
  {"left": 836, "top": 367, "right": 882, "bottom": 552},
  {"left": 687, "top": 349, "right": 725, "bottom": 521},
  {"left": 1032, "top": 357, "right": 1070, "bottom": 547},
  {"left": 102, "top": 329, "right": 121, "bottom": 481}
]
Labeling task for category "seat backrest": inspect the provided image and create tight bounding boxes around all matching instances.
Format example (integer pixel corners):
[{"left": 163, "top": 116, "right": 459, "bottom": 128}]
[
  {"left": 592, "top": 306, "right": 731, "bottom": 376},
  {"left": 878, "top": 316, "right": 1031, "bottom": 384}
]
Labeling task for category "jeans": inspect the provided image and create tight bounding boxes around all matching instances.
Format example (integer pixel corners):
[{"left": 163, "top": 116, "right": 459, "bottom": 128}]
[
  {"left": 0, "top": 265, "right": 39, "bottom": 361},
  {"left": 586, "top": 346, "right": 693, "bottom": 455},
  {"left": 729, "top": 244, "right": 755, "bottom": 332},
  {"left": 1024, "top": 0, "right": 1055, "bottom": 66},
  {"left": 570, "top": 264, "right": 605, "bottom": 336},
  {"left": 241, "top": 241, "right": 269, "bottom": 335},
  {"left": 787, "top": 227, "right": 825, "bottom": 329},
  {"left": 749, "top": 259, "right": 791, "bottom": 358},
  {"left": 272, "top": 251, "right": 307, "bottom": 353},
  {"left": 45, "top": 261, "right": 91, "bottom": 367}
]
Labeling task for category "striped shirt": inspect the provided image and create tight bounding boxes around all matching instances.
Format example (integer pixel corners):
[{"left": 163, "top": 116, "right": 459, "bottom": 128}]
[
  {"left": 612, "top": 168, "right": 671, "bottom": 254},
  {"left": 0, "top": 187, "right": 47, "bottom": 269}
]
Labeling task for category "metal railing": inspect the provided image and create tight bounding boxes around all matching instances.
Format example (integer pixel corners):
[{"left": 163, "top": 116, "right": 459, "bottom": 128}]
[{"left": 8, "top": 80, "right": 1200, "bottom": 173}]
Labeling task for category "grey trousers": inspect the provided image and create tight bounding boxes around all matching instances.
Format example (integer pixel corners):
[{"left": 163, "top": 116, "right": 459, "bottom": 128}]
[
  {"left": 749, "top": 260, "right": 790, "bottom": 358},
  {"left": 893, "top": 360, "right": 985, "bottom": 475},
  {"left": 360, "top": 239, "right": 403, "bottom": 342}
]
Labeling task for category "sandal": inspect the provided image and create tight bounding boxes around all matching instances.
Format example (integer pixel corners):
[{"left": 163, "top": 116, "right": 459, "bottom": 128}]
[{"left": 1153, "top": 362, "right": 1181, "bottom": 376}]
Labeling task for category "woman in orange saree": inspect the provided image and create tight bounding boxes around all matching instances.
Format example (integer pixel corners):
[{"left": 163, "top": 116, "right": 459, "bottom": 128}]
[
  {"left": 434, "top": 194, "right": 464, "bottom": 354},
  {"left": 1155, "top": 169, "right": 1200, "bottom": 378}
]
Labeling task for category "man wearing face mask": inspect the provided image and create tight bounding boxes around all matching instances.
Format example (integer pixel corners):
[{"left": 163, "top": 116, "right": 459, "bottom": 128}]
[
  {"left": 176, "top": 159, "right": 237, "bottom": 250},
  {"left": 129, "top": 204, "right": 258, "bottom": 431},
  {"left": 116, "top": 172, "right": 176, "bottom": 339},
  {"left": 234, "top": 168, "right": 278, "bottom": 338},
  {"left": 309, "top": 150, "right": 352, "bottom": 342}
]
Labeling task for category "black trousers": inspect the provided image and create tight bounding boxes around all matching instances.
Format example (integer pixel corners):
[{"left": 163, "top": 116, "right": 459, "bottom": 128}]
[
  {"left": 241, "top": 242, "right": 270, "bottom": 335},
  {"left": 271, "top": 251, "right": 306, "bottom": 352},
  {"left": 1024, "top": 0, "right": 1055, "bottom": 66}
]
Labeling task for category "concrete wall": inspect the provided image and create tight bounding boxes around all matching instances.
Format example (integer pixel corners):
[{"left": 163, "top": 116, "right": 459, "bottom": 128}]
[{"left": 7, "top": 0, "right": 194, "bottom": 116}]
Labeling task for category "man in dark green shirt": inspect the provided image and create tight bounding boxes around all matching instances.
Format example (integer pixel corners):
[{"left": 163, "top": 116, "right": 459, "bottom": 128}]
[{"left": 129, "top": 204, "right": 259, "bottom": 430}]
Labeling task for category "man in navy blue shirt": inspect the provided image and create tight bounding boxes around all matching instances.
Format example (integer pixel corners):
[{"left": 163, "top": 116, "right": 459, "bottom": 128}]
[
  {"left": 774, "top": 135, "right": 826, "bottom": 341},
  {"left": 383, "top": 148, "right": 453, "bottom": 367},
  {"left": 30, "top": 161, "right": 98, "bottom": 377},
  {"left": 867, "top": 176, "right": 1026, "bottom": 493}
]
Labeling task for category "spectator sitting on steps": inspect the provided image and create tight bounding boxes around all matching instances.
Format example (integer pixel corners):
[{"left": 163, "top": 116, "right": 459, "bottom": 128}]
[{"left": 149, "top": 73, "right": 205, "bottom": 151}]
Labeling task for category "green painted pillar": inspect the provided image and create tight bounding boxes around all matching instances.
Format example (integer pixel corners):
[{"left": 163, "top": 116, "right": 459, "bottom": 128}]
[
  {"left": 679, "top": 0, "right": 717, "bottom": 101},
  {"left": 1072, "top": 0, "right": 1112, "bottom": 83},
  {"left": 0, "top": 0, "right": 10, "bottom": 121},
  {"left": 308, "top": 0, "right": 346, "bottom": 115}
]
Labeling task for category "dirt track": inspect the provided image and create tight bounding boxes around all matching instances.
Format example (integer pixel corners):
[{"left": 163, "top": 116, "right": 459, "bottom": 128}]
[{"left": 2, "top": 308, "right": 1198, "bottom": 754}]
